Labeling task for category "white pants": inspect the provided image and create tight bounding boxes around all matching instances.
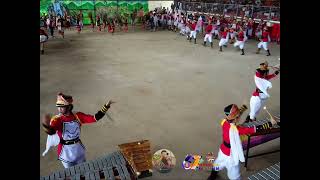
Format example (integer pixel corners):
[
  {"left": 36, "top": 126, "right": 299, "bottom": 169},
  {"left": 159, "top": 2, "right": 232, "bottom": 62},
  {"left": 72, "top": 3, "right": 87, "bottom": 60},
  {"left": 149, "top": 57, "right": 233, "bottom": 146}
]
[
  {"left": 40, "top": 35, "right": 47, "bottom": 43},
  {"left": 219, "top": 38, "right": 228, "bottom": 46},
  {"left": 213, "top": 149, "right": 241, "bottom": 180},
  {"left": 40, "top": 43, "right": 44, "bottom": 51},
  {"left": 258, "top": 42, "right": 268, "bottom": 50},
  {"left": 190, "top": 31, "right": 197, "bottom": 39},
  {"left": 213, "top": 30, "right": 219, "bottom": 36},
  {"left": 249, "top": 95, "right": 267, "bottom": 120},
  {"left": 234, "top": 40, "right": 244, "bottom": 49},
  {"left": 204, "top": 34, "right": 212, "bottom": 43},
  {"left": 61, "top": 156, "right": 86, "bottom": 168},
  {"left": 180, "top": 26, "right": 186, "bottom": 35}
]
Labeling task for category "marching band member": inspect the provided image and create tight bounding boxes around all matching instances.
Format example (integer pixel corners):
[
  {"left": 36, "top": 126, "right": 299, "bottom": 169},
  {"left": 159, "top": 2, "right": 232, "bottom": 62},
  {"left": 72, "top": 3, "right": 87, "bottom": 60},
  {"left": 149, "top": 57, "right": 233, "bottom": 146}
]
[
  {"left": 174, "top": 14, "right": 179, "bottom": 32},
  {"left": 233, "top": 27, "right": 247, "bottom": 55},
  {"left": 246, "top": 61, "right": 279, "bottom": 122},
  {"left": 256, "top": 27, "right": 271, "bottom": 56},
  {"left": 185, "top": 19, "right": 191, "bottom": 39},
  {"left": 207, "top": 104, "right": 279, "bottom": 180},
  {"left": 203, "top": 21, "right": 213, "bottom": 48},
  {"left": 212, "top": 22, "right": 219, "bottom": 39},
  {"left": 229, "top": 28, "right": 236, "bottom": 44},
  {"left": 189, "top": 20, "right": 197, "bottom": 44},
  {"left": 41, "top": 92, "right": 115, "bottom": 168},
  {"left": 247, "top": 18, "right": 254, "bottom": 39},
  {"left": 219, "top": 27, "right": 229, "bottom": 52}
]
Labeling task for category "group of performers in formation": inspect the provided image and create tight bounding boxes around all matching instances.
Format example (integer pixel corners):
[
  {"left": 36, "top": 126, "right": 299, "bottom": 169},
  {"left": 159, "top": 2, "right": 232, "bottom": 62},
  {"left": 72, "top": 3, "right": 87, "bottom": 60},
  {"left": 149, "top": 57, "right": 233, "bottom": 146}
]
[
  {"left": 41, "top": 8, "right": 280, "bottom": 180},
  {"left": 169, "top": 12, "right": 275, "bottom": 56},
  {"left": 40, "top": 8, "right": 280, "bottom": 56}
]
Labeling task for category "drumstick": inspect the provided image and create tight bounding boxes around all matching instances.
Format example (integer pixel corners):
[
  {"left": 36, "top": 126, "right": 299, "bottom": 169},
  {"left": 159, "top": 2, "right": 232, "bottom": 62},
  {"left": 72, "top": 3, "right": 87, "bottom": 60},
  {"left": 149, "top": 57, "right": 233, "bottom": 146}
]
[{"left": 263, "top": 106, "right": 274, "bottom": 119}]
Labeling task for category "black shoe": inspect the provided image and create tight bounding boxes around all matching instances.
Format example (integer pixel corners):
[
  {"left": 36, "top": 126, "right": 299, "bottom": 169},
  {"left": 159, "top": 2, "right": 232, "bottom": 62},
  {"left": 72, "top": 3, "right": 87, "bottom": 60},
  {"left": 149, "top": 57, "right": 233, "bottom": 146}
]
[
  {"left": 41, "top": 50, "right": 44, "bottom": 54},
  {"left": 211, "top": 42, "right": 213, "bottom": 48},
  {"left": 256, "top": 48, "right": 261, "bottom": 54},
  {"left": 189, "top": 38, "right": 192, "bottom": 42},
  {"left": 219, "top": 46, "right": 222, "bottom": 52},
  {"left": 223, "top": 44, "right": 227, "bottom": 48},
  {"left": 241, "top": 49, "right": 245, "bottom": 55},
  {"left": 245, "top": 115, "right": 255, "bottom": 123},
  {"left": 245, "top": 115, "right": 250, "bottom": 123},
  {"left": 266, "top": 50, "right": 271, "bottom": 56},
  {"left": 207, "top": 170, "right": 218, "bottom": 180},
  {"left": 203, "top": 42, "right": 206, "bottom": 46},
  {"left": 194, "top": 39, "right": 196, "bottom": 44}
]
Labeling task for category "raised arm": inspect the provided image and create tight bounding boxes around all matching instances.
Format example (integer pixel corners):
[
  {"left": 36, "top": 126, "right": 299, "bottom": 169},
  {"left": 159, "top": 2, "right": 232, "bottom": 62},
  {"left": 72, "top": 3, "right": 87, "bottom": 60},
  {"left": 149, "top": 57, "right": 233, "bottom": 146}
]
[{"left": 76, "top": 100, "right": 115, "bottom": 124}]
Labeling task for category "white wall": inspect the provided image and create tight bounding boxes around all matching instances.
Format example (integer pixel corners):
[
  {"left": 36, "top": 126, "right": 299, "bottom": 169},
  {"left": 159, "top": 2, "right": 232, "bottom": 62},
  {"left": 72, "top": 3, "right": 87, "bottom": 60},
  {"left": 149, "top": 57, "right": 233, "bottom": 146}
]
[{"left": 148, "top": 1, "right": 174, "bottom": 11}]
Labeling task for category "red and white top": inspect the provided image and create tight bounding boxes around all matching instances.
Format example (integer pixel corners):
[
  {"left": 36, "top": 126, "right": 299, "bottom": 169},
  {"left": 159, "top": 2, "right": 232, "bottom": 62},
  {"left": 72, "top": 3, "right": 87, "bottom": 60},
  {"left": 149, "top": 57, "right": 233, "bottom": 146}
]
[
  {"left": 50, "top": 112, "right": 97, "bottom": 156},
  {"left": 205, "top": 24, "right": 213, "bottom": 34},
  {"left": 252, "top": 69, "right": 277, "bottom": 97},
  {"left": 190, "top": 23, "right": 197, "bottom": 31},
  {"left": 261, "top": 31, "right": 270, "bottom": 42},
  {"left": 221, "top": 31, "right": 228, "bottom": 39},
  {"left": 237, "top": 31, "right": 245, "bottom": 41},
  {"left": 220, "top": 119, "right": 255, "bottom": 156}
]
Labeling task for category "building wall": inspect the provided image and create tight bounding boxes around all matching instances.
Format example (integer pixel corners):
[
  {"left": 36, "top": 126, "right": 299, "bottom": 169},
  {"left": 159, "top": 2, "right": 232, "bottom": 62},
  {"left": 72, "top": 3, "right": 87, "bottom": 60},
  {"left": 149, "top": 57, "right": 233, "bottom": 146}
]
[{"left": 148, "top": 1, "right": 173, "bottom": 11}]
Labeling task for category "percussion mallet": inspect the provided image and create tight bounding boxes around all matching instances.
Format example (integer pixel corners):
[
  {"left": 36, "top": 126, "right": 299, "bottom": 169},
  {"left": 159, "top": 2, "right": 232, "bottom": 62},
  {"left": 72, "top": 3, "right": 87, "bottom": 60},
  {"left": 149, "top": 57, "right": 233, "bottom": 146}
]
[{"left": 263, "top": 106, "right": 273, "bottom": 119}]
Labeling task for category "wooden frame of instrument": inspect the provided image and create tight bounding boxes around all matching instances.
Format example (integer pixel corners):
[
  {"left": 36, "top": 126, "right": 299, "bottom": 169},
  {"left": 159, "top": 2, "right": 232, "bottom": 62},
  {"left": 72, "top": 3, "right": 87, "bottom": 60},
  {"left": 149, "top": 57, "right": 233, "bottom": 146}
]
[{"left": 244, "top": 129, "right": 280, "bottom": 170}]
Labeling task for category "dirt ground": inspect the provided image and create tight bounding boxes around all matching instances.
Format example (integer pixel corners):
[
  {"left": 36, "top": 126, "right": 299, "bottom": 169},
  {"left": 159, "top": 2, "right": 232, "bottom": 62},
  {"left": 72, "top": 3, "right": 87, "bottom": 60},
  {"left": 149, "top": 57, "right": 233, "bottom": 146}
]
[{"left": 40, "top": 27, "right": 280, "bottom": 179}]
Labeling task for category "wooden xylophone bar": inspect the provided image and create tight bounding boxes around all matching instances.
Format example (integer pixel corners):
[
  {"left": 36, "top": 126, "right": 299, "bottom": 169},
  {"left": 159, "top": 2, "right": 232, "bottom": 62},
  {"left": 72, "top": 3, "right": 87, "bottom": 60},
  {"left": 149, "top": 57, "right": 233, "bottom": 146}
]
[
  {"left": 248, "top": 162, "right": 280, "bottom": 180},
  {"left": 240, "top": 117, "right": 280, "bottom": 169}
]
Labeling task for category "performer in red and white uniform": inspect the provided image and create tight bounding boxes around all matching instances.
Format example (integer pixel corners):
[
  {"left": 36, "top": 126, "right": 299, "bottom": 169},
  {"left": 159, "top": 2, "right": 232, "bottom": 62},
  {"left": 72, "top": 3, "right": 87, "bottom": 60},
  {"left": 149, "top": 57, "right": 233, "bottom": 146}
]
[
  {"left": 246, "top": 62, "right": 279, "bottom": 122},
  {"left": 256, "top": 27, "right": 271, "bottom": 56},
  {"left": 41, "top": 93, "right": 115, "bottom": 168},
  {"left": 212, "top": 23, "right": 219, "bottom": 39},
  {"left": 233, "top": 27, "right": 247, "bottom": 55},
  {"left": 40, "top": 27, "right": 49, "bottom": 55},
  {"left": 219, "top": 27, "right": 229, "bottom": 52},
  {"left": 203, "top": 21, "right": 213, "bottom": 48},
  {"left": 207, "top": 104, "right": 278, "bottom": 180},
  {"left": 247, "top": 18, "right": 254, "bottom": 39},
  {"left": 229, "top": 28, "right": 236, "bottom": 44},
  {"left": 185, "top": 19, "right": 191, "bottom": 39},
  {"left": 189, "top": 20, "right": 197, "bottom": 44}
]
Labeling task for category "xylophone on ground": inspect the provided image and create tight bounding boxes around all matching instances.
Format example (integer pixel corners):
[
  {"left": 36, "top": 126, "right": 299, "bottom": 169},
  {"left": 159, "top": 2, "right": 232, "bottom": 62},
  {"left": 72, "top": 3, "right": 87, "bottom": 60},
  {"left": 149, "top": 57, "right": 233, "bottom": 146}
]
[
  {"left": 118, "top": 140, "right": 153, "bottom": 178},
  {"left": 240, "top": 116, "right": 280, "bottom": 169},
  {"left": 40, "top": 151, "right": 136, "bottom": 180},
  {"left": 248, "top": 162, "right": 280, "bottom": 180}
]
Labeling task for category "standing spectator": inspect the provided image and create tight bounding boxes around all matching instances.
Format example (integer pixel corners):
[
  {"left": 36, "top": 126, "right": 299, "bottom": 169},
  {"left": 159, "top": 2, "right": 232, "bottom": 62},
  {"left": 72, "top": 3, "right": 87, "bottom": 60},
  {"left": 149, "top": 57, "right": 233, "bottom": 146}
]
[
  {"left": 153, "top": 13, "right": 158, "bottom": 31},
  {"left": 48, "top": 16, "right": 55, "bottom": 38},
  {"left": 56, "top": 15, "right": 64, "bottom": 38},
  {"left": 40, "top": 27, "right": 49, "bottom": 54}
]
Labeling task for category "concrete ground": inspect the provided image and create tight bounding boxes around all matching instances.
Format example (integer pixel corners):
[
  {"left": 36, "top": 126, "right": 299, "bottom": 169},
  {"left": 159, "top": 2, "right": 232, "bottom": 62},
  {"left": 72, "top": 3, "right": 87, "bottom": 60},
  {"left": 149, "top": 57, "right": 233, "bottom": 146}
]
[{"left": 40, "top": 27, "right": 280, "bottom": 179}]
